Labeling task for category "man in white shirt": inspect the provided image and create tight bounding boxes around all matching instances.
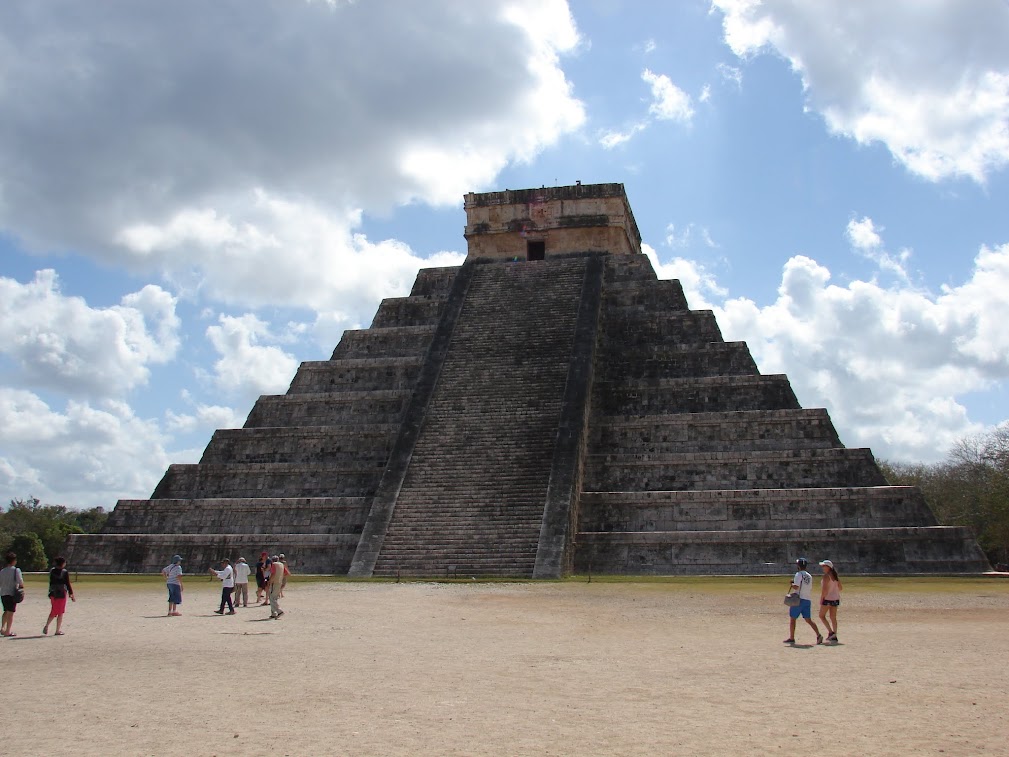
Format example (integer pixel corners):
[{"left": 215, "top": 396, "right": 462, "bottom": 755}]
[
  {"left": 209, "top": 558, "right": 236, "bottom": 615},
  {"left": 784, "top": 557, "right": 823, "bottom": 645},
  {"left": 233, "top": 557, "right": 252, "bottom": 608}
]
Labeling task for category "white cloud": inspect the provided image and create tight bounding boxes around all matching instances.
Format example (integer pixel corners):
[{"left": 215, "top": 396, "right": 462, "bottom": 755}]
[
  {"left": 846, "top": 217, "right": 883, "bottom": 250},
  {"left": 599, "top": 122, "right": 649, "bottom": 149},
  {"left": 708, "top": 243, "right": 1009, "bottom": 462},
  {"left": 0, "top": 0, "right": 584, "bottom": 260},
  {"left": 716, "top": 62, "right": 743, "bottom": 89},
  {"left": 204, "top": 314, "right": 301, "bottom": 400},
  {"left": 699, "top": 84, "right": 712, "bottom": 103},
  {"left": 0, "top": 270, "right": 180, "bottom": 397},
  {"left": 664, "top": 222, "right": 719, "bottom": 250},
  {"left": 643, "top": 243, "right": 726, "bottom": 310},
  {"left": 0, "top": 389, "right": 173, "bottom": 507},
  {"left": 642, "top": 69, "right": 695, "bottom": 122},
  {"left": 713, "top": 0, "right": 1009, "bottom": 182},
  {"left": 846, "top": 216, "right": 912, "bottom": 282},
  {"left": 165, "top": 390, "right": 244, "bottom": 434}
]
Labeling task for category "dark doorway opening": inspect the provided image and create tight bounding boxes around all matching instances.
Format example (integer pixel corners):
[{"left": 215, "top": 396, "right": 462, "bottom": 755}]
[{"left": 527, "top": 240, "right": 545, "bottom": 261}]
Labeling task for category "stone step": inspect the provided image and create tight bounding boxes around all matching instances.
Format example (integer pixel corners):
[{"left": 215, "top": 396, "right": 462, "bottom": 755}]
[
  {"left": 370, "top": 295, "right": 446, "bottom": 329},
  {"left": 604, "top": 279, "right": 688, "bottom": 311},
  {"left": 104, "top": 497, "right": 370, "bottom": 534},
  {"left": 603, "top": 255, "right": 659, "bottom": 283},
  {"left": 584, "top": 448, "right": 887, "bottom": 491},
  {"left": 244, "top": 390, "right": 410, "bottom": 428},
  {"left": 598, "top": 342, "right": 758, "bottom": 380},
  {"left": 596, "top": 375, "right": 800, "bottom": 415},
  {"left": 65, "top": 532, "right": 362, "bottom": 574},
  {"left": 592, "top": 409, "right": 842, "bottom": 453},
  {"left": 601, "top": 310, "right": 723, "bottom": 346},
  {"left": 579, "top": 487, "right": 937, "bottom": 532},
  {"left": 574, "top": 526, "right": 991, "bottom": 575},
  {"left": 151, "top": 462, "right": 384, "bottom": 499},
  {"left": 201, "top": 426, "right": 396, "bottom": 465},
  {"left": 331, "top": 325, "right": 436, "bottom": 360},
  {"left": 410, "top": 266, "right": 460, "bottom": 297},
  {"left": 287, "top": 357, "right": 424, "bottom": 394}
]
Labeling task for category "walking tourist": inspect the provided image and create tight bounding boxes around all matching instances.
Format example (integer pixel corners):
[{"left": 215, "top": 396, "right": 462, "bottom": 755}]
[
  {"left": 784, "top": 557, "right": 823, "bottom": 645},
  {"left": 260, "top": 553, "right": 272, "bottom": 605},
  {"left": 267, "top": 554, "right": 287, "bottom": 619},
  {"left": 161, "top": 554, "right": 184, "bottom": 616},
  {"left": 209, "top": 558, "right": 236, "bottom": 615},
  {"left": 43, "top": 556, "right": 76, "bottom": 635},
  {"left": 233, "top": 557, "right": 251, "bottom": 607},
  {"left": 1, "top": 551, "right": 25, "bottom": 637},
  {"left": 818, "top": 559, "right": 843, "bottom": 643}
]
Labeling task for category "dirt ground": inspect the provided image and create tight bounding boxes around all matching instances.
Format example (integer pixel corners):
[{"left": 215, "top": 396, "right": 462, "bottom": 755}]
[{"left": 3, "top": 575, "right": 1008, "bottom": 756}]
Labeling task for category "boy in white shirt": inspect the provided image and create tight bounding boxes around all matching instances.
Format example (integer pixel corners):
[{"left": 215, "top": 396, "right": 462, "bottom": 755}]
[{"left": 784, "top": 557, "right": 823, "bottom": 645}]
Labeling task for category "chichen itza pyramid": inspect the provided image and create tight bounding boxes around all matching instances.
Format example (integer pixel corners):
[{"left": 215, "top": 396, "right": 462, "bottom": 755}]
[{"left": 66, "top": 183, "right": 989, "bottom": 576}]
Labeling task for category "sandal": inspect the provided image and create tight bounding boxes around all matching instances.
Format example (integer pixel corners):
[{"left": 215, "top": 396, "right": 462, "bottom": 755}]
[
  {"left": 55, "top": 631, "right": 64, "bottom": 636},
  {"left": 783, "top": 638, "right": 795, "bottom": 644}
]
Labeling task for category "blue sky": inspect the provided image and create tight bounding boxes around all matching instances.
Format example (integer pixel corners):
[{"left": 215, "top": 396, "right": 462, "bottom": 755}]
[{"left": 2, "top": 0, "right": 1009, "bottom": 507}]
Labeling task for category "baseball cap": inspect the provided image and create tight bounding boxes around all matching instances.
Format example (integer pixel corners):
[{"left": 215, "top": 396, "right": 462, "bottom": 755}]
[
  {"left": 818, "top": 560, "right": 833, "bottom": 568},
  {"left": 795, "top": 557, "right": 808, "bottom": 568},
  {"left": 172, "top": 554, "right": 183, "bottom": 563}
]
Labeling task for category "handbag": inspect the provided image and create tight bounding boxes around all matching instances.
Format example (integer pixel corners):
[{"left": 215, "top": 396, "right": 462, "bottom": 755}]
[
  {"left": 783, "top": 592, "right": 800, "bottom": 607},
  {"left": 14, "top": 586, "right": 25, "bottom": 604}
]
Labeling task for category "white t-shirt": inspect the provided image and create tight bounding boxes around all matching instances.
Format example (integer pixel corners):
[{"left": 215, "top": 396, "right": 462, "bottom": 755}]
[
  {"left": 793, "top": 570, "right": 813, "bottom": 600},
  {"left": 212, "top": 564, "right": 235, "bottom": 588},
  {"left": 234, "top": 562, "right": 252, "bottom": 583},
  {"left": 163, "top": 564, "right": 183, "bottom": 585}
]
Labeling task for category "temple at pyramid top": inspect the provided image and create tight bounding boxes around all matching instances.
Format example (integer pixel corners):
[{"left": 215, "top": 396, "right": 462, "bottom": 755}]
[
  {"left": 464, "top": 183, "right": 641, "bottom": 260},
  {"left": 66, "top": 182, "right": 990, "bottom": 577}
]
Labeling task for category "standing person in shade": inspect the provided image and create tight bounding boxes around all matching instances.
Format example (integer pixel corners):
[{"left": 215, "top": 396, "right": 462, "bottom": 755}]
[
  {"left": 209, "top": 558, "right": 236, "bottom": 615},
  {"left": 161, "top": 555, "right": 184, "bottom": 616},
  {"left": 818, "top": 559, "right": 843, "bottom": 643},
  {"left": 255, "top": 552, "right": 269, "bottom": 605},
  {"left": 267, "top": 554, "right": 285, "bottom": 619},
  {"left": 43, "top": 557, "right": 76, "bottom": 636},
  {"left": 233, "top": 557, "right": 251, "bottom": 608},
  {"left": 0, "top": 551, "right": 25, "bottom": 637},
  {"left": 784, "top": 557, "right": 823, "bottom": 645}
]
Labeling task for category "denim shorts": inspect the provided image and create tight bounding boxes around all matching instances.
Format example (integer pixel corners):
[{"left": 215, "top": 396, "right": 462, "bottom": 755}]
[
  {"left": 789, "top": 598, "right": 812, "bottom": 619},
  {"left": 167, "top": 583, "right": 182, "bottom": 604}
]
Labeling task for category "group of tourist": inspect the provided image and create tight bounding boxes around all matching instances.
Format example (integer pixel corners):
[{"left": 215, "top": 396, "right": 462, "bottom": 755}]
[
  {"left": 784, "top": 557, "right": 842, "bottom": 645},
  {"left": 0, "top": 551, "right": 76, "bottom": 638},
  {"left": 162, "top": 551, "right": 291, "bottom": 619}
]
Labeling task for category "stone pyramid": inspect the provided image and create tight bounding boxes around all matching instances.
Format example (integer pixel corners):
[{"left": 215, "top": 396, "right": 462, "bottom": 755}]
[{"left": 66, "top": 184, "right": 989, "bottom": 576}]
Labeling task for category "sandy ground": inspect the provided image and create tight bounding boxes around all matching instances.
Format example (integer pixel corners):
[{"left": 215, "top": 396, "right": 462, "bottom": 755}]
[{"left": 3, "top": 575, "right": 1008, "bottom": 756}]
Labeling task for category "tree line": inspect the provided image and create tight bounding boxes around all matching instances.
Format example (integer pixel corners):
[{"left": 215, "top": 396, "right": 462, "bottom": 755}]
[
  {"left": 0, "top": 497, "right": 109, "bottom": 570},
  {"left": 879, "top": 423, "right": 1009, "bottom": 569}
]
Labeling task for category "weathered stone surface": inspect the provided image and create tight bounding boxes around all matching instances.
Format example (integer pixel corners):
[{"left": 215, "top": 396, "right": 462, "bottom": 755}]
[{"left": 66, "top": 183, "right": 989, "bottom": 576}]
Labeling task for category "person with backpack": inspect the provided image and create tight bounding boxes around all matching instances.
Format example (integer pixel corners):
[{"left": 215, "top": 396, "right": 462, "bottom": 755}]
[
  {"left": 784, "top": 557, "right": 823, "bottom": 645},
  {"left": 43, "top": 556, "right": 76, "bottom": 636}
]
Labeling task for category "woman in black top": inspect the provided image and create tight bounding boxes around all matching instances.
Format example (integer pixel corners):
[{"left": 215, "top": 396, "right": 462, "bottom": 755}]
[{"left": 44, "top": 556, "right": 75, "bottom": 636}]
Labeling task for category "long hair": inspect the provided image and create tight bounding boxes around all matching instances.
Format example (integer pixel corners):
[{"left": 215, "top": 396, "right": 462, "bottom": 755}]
[{"left": 827, "top": 566, "right": 840, "bottom": 584}]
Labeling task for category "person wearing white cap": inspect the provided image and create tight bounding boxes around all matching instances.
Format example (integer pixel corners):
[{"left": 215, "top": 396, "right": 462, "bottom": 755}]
[
  {"left": 233, "top": 557, "right": 251, "bottom": 608},
  {"left": 818, "top": 560, "right": 843, "bottom": 643},
  {"left": 784, "top": 557, "right": 822, "bottom": 645}
]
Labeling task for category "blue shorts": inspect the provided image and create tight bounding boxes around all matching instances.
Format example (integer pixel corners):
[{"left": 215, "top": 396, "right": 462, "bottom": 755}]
[
  {"left": 167, "top": 584, "right": 182, "bottom": 604},
  {"left": 789, "top": 599, "right": 812, "bottom": 619}
]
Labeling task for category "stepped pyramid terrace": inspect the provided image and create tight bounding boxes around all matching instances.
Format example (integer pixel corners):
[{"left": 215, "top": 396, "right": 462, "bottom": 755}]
[{"left": 65, "top": 183, "right": 989, "bottom": 576}]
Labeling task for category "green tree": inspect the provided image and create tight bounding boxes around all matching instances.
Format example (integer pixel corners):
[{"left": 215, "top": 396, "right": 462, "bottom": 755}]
[{"left": 8, "top": 532, "right": 47, "bottom": 570}]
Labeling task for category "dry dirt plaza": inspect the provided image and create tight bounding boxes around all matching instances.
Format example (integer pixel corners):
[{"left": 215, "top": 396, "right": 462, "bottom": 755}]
[{"left": 4, "top": 574, "right": 1008, "bottom": 756}]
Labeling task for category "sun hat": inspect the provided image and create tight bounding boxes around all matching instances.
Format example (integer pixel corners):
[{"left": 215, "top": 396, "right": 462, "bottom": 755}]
[
  {"left": 238, "top": 557, "right": 246, "bottom": 563},
  {"left": 818, "top": 560, "right": 834, "bottom": 568}
]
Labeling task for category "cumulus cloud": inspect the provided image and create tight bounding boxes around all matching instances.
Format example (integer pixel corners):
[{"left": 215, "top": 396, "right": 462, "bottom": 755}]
[
  {"left": 712, "top": 243, "right": 1009, "bottom": 462},
  {"left": 0, "top": 270, "right": 180, "bottom": 397},
  {"left": 204, "top": 314, "right": 301, "bottom": 400},
  {"left": 0, "top": 0, "right": 584, "bottom": 259},
  {"left": 846, "top": 216, "right": 912, "bottom": 282},
  {"left": 118, "top": 189, "right": 466, "bottom": 314},
  {"left": 642, "top": 69, "right": 695, "bottom": 122},
  {"left": 713, "top": 0, "right": 1009, "bottom": 182},
  {"left": 0, "top": 389, "right": 173, "bottom": 507}
]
